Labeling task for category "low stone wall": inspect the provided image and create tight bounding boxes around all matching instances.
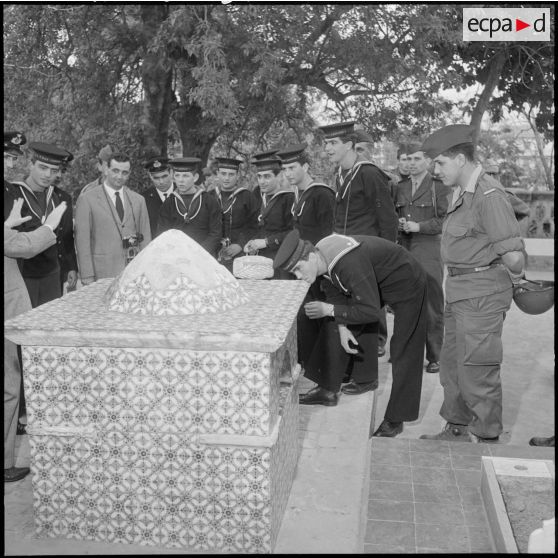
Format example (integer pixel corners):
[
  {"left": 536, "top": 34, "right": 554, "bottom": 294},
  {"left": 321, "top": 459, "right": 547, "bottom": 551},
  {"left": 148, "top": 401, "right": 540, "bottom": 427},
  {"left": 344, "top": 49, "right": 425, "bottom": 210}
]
[{"left": 508, "top": 189, "right": 554, "bottom": 239}]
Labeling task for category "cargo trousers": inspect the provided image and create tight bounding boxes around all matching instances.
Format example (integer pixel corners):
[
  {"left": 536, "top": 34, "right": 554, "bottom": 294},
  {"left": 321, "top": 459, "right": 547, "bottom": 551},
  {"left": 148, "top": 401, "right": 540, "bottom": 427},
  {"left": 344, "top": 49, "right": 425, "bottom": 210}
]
[{"left": 439, "top": 287, "right": 513, "bottom": 438}]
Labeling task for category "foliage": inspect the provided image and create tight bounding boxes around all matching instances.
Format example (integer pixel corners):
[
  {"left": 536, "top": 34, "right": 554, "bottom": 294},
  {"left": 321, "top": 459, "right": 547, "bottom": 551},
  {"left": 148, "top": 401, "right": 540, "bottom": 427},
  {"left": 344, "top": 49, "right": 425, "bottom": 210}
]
[{"left": 4, "top": 4, "right": 554, "bottom": 200}]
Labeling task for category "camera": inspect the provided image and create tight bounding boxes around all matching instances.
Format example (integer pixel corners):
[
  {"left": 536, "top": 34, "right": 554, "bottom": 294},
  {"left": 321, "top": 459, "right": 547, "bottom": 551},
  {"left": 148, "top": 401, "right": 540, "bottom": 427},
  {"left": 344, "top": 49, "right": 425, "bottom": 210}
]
[{"left": 122, "top": 234, "right": 144, "bottom": 264}]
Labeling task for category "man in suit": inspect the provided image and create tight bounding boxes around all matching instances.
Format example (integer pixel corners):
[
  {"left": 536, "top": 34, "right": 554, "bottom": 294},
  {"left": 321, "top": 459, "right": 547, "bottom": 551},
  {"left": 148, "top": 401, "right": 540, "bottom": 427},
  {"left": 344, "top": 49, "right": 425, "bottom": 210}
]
[
  {"left": 76, "top": 144, "right": 113, "bottom": 201},
  {"left": 75, "top": 152, "right": 151, "bottom": 284},
  {"left": 393, "top": 144, "right": 412, "bottom": 183},
  {"left": 393, "top": 143, "right": 450, "bottom": 373},
  {"left": 142, "top": 156, "right": 176, "bottom": 239},
  {"left": 4, "top": 198, "right": 67, "bottom": 482}
]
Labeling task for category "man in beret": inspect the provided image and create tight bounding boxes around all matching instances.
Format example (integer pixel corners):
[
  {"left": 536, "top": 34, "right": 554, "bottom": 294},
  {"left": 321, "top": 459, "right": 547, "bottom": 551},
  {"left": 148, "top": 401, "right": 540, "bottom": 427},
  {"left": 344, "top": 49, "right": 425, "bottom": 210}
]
[
  {"left": 157, "top": 157, "right": 221, "bottom": 256},
  {"left": 274, "top": 230, "right": 428, "bottom": 437},
  {"left": 212, "top": 156, "right": 259, "bottom": 270},
  {"left": 319, "top": 121, "right": 398, "bottom": 380},
  {"left": 420, "top": 124, "right": 525, "bottom": 443},
  {"left": 142, "top": 156, "right": 176, "bottom": 239},
  {"left": 76, "top": 144, "right": 113, "bottom": 201},
  {"left": 75, "top": 151, "right": 151, "bottom": 284},
  {"left": 393, "top": 143, "right": 451, "bottom": 374},
  {"left": 243, "top": 156, "right": 294, "bottom": 278}
]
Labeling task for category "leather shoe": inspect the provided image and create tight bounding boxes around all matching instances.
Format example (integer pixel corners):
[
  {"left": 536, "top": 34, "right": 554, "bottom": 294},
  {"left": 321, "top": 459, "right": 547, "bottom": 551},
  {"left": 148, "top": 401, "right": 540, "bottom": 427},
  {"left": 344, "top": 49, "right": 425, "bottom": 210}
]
[
  {"left": 420, "top": 422, "right": 471, "bottom": 442},
  {"left": 372, "top": 419, "right": 403, "bottom": 437},
  {"left": 342, "top": 374, "right": 351, "bottom": 384},
  {"left": 341, "top": 379, "right": 378, "bottom": 395},
  {"left": 4, "top": 466, "right": 30, "bottom": 483},
  {"left": 378, "top": 345, "right": 386, "bottom": 357},
  {"left": 299, "top": 386, "right": 338, "bottom": 406},
  {"left": 529, "top": 435, "right": 555, "bottom": 447},
  {"left": 426, "top": 361, "right": 440, "bottom": 373},
  {"left": 16, "top": 421, "right": 26, "bottom": 436}
]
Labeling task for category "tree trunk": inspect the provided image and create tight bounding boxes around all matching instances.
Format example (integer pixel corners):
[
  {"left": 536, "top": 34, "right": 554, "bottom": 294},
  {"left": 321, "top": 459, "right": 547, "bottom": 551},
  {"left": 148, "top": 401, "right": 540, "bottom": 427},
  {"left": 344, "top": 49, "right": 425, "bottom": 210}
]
[
  {"left": 139, "top": 5, "right": 173, "bottom": 158},
  {"left": 523, "top": 110, "right": 554, "bottom": 190},
  {"left": 469, "top": 49, "right": 507, "bottom": 145}
]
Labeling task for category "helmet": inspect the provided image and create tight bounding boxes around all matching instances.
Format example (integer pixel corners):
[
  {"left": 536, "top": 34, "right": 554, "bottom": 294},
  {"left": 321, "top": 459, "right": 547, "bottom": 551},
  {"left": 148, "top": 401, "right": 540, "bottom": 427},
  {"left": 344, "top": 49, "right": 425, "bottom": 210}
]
[{"left": 513, "top": 280, "right": 554, "bottom": 315}]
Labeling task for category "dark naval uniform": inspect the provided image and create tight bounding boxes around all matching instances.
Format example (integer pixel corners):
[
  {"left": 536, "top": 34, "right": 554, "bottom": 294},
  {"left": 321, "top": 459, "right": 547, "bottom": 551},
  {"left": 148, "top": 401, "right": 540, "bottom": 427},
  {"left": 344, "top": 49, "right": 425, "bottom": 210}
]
[
  {"left": 334, "top": 156, "right": 398, "bottom": 360},
  {"left": 284, "top": 233, "right": 428, "bottom": 423},
  {"left": 215, "top": 187, "right": 260, "bottom": 269},
  {"left": 253, "top": 190, "right": 295, "bottom": 263},
  {"left": 12, "top": 181, "right": 77, "bottom": 307},
  {"left": 157, "top": 189, "right": 222, "bottom": 256},
  {"left": 292, "top": 182, "right": 335, "bottom": 245},
  {"left": 334, "top": 156, "right": 398, "bottom": 239},
  {"left": 292, "top": 182, "right": 335, "bottom": 364},
  {"left": 439, "top": 169, "right": 523, "bottom": 438},
  {"left": 142, "top": 185, "right": 175, "bottom": 239},
  {"left": 394, "top": 172, "right": 450, "bottom": 364}
]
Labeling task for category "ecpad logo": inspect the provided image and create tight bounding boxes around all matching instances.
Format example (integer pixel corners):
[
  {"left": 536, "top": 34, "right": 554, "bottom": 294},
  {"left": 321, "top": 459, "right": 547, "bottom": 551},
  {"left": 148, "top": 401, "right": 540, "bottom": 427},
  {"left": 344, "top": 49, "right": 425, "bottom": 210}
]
[{"left": 463, "top": 8, "right": 550, "bottom": 42}]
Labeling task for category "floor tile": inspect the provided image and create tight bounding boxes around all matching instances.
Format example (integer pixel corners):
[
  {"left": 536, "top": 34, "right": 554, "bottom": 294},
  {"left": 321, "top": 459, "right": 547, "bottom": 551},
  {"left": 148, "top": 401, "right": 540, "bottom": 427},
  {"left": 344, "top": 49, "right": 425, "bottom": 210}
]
[
  {"left": 368, "top": 500, "right": 414, "bottom": 523},
  {"left": 451, "top": 453, "right": 482, "bottom": 471},
  {"left": 411, "top": 466, "right": 456, "bottom": 486},
  {"left": 369, "top": 480, "right": 413, "bottom": 502},
  {"left": 488, "top": 444, "right": 555, "bottom": 459},
  {"left": 467, "top": 524, "right": 495, "bottom": 552},
  {"left": 412, "top": 483, "right": 460, "bottom": 503},
  {"left": 463, "top": 504, "right": 489, "bottom": 526},
  {"left": 364, "top": 520, "right": 415, "bottom": 547},
  {"left": 370, "top": 448, "right": 411, "bottom": 467},
  {"left": 454, "top": 468, "right": 481, "bottom": 487},
  {"left": 410, "top": 451, "right": 451, "bottom": 469},
  {"left": 449, "top": 442, "right": 491, "bottom": 456},
  {"left": 415, "top": 523, "right": 470, "bottom": 552},
  {"left": 370, "top": 463, "right": 412, "bottom": 483},
  {"left": 414, "top": 501, "right": 465, "bottom": 525},
  {"left": 364, "top": 543, "right": 416, "bottom": 554},
  {"left": 409, "top": 439, "right": 450, "bottom": 455},
  {"left": 371, "top": 437, "right": 410, "bottom": 450},
  {"left": 457, "top": 485, "right": 483, "bottom": 506}
]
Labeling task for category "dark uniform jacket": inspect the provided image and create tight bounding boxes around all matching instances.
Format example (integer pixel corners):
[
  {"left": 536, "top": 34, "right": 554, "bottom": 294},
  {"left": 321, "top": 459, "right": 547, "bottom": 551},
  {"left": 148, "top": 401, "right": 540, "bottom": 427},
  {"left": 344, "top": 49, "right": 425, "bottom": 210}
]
[
  {"left": 254, "top": 190, "right": 295, "bottom": 260},
  {"left": 142, "top": 185, "right": 175, "bottom": 240},
  {"left": 292, "top": 182, "right": 335, "bottom": 244},
  {"left": 394, "top": 172, "right": 450, "bottom": 245},
  {"left": 320, "top": 235, "right": 426, "bottom": 325},
  {"left": 157, "top": 189, "right": 222, "bottom": 256},
  {"left": 10, "top": 181, "right": 77, "bottom": 279},
  {"left": 334, "top": 157, "right": 398, "bottom": 241},
  {"left": 214, "top": 187, "right": 260, "bottom": 248}
]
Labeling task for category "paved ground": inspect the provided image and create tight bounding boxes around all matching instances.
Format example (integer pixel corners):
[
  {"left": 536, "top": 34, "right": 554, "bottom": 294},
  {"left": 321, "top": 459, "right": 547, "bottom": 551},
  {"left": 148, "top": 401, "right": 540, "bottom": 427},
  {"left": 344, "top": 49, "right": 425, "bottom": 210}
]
[{"left": 4, "top": 272, "right": 555, "bottom": 554}]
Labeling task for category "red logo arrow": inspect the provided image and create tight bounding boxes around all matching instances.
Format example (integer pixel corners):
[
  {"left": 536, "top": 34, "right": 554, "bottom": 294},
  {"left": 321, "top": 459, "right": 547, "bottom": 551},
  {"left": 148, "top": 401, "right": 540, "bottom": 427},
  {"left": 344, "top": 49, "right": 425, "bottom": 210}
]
[{"left": 516, "top": 18, "right": 531, "bottom": 31}]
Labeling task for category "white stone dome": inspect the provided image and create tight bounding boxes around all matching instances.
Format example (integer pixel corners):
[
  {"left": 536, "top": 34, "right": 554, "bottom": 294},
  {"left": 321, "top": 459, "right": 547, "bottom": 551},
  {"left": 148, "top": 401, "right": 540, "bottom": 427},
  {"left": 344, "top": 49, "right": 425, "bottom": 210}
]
[{"left": 104, "top": 230, "right": 249, "bottom": 315}]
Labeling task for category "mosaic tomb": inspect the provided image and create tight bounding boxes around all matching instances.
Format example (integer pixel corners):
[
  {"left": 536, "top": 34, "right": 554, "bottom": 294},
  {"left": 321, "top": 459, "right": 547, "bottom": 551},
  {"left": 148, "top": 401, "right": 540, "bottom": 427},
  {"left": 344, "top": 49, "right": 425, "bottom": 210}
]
[{"left": 4, "top": 231, "right": 309, "bottom": 553}]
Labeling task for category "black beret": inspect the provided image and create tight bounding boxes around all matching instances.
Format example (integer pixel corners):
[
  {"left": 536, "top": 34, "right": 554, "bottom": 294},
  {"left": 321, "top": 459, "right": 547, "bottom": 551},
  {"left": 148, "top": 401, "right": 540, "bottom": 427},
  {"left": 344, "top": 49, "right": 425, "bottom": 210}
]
[
  {"left": 169, "top": 157, "right": 201, "bottom": 172},
  {"left": 276, "top": 143, "right": 308, "bottom": 164},
  {"left": 273, "top": 229, "right": 306, "bottom": 272},
  {"left": 144, "top": 156, "right": 170, "bottom": 173},
  {"left": 28, "top": 142, "right": 70, "bottom": 166},
  {"left": 4, "top": 131, "right": 27, "bottom": 154},
  {"left": 214, "top": 156, "right": 243, "bottom": 170},
  {"left": 317, "top": 121, "right": 356, "bottom": 140},
  {"left": 421, "top": 124, "right": 474, "bottom": 159}
]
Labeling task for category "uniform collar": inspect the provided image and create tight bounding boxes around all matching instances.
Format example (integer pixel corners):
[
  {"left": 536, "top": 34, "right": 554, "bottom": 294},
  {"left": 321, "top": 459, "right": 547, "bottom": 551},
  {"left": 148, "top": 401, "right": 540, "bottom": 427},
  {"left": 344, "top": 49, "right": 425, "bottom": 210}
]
[
  {"left": 451, "top": 164, "right": 482, "bottom": 206},
  {"left": 315, "top": 233, "right": 360, "bottom": 275}
]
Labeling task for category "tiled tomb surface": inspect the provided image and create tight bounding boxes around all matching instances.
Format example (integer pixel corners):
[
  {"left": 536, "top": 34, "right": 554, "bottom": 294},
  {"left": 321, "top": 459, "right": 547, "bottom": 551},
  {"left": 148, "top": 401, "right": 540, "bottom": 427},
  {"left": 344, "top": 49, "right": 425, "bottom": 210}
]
[{"left": 5, "top": 278, "right": 308, "bottom": 553}]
